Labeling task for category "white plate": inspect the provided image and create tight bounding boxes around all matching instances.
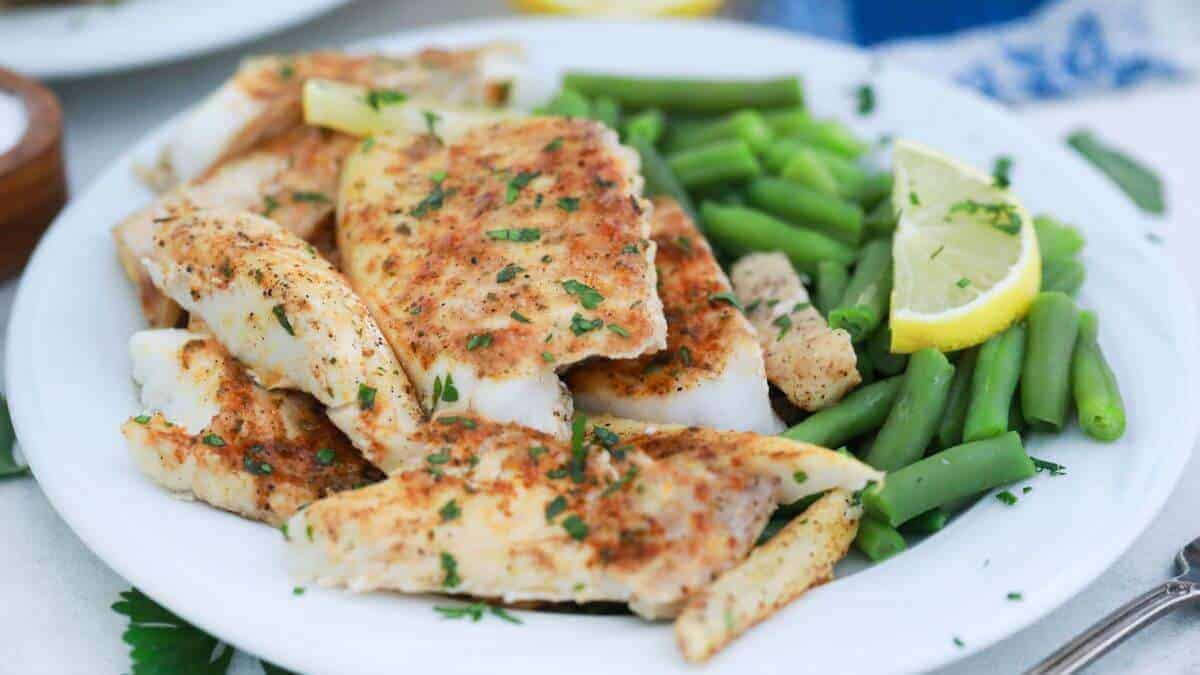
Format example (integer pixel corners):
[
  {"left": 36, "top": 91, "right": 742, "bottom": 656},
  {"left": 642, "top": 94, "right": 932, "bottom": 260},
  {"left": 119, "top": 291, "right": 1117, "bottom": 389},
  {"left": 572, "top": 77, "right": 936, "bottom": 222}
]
[
  {"left": 0, "top": 0, "right": 349, "bottom": 79},
  {"left": 7, "top": 19, "right": 1199, "bottom": 675}
]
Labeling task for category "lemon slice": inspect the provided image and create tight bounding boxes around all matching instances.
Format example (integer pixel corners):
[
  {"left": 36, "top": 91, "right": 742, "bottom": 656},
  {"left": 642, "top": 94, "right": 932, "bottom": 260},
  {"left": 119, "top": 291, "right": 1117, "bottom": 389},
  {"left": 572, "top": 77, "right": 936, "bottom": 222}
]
[
  {"left": 302, "top": 79, "right": 516, "bottom": 139},
  {"left": 889, "top": 139, "right": 1041, "bottom": 353},
  {"left": 510, "top": 0, "right": 723, "bottom": 17}
]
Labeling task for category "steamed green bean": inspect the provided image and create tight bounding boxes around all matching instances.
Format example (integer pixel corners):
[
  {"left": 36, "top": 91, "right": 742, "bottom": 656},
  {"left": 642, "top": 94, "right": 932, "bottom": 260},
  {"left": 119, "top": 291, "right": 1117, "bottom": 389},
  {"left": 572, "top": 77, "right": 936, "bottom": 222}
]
[
  {"left": 815, "top": 260, "right": 849, "bottom": 317},
  {"left": 667, "top": 140, "right": 762, "bottom": 189},
  {"left": 936, "top": 348, "right": 978, "bottom": 449},
  {"left": 745, "top": 177, "right": 864, "bottom": 245},
  {"left": 864, "top": 348, "right": 956, "bottom": 471},
  {"left": 589, "top": 96, "right": 621, "bottom": 129},
  {"left": 1021, "top": 292, "right": 1081, "bottom": 431},
  {"left": 666, "top": 110, "right": 773, "bottom": 153},
  {"left": 780, "top": 148, "right": 840, "bottom": 196},
  {"left": 855, "top": 516, "right": 907, "bottom": 561},
  {"left": 780, "top": 376, "right": 903, "bottom": 447},
  {"left": 535, "top": 88, "right": 590, "bottom": 118},
  {"left": 829, "top": 239, "right": 892, "bottom": 341},
  {"left": 1034, "top": 214, "right": 1085, "bottom": 262},
  {"left": 1071, "top": 311, "right": 1126, "bottom": 441},
  {"left": 699, "top": 202, "right": 857, "bottom": 273},
  {"left": 866, "top": 325, "right": 908, "bottom": 376},
  {"left": 963, "top": 323, "right": 1026, "bottom": 442},
  {"left": 762, "top": 108, "right": 867, "bottom": 158},
  {"left": 623, "top": 108, "right": 665, "bottom": 143},
  {"left": 563, "top": 72, "right": 804, "bottom": 112},
  {"left": 1041, "top": 257, "right": 1085, "bottom": 296},
  {"left": 628, "top": 135, "right": 694, "bottom": 217}
]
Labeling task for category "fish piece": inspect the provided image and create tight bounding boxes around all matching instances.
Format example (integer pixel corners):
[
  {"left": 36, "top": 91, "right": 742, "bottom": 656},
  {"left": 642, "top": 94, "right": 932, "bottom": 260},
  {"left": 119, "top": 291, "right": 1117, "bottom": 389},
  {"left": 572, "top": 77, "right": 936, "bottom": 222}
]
[
  {"left": 337, "top": 118, "right": 667, "bottom": 437},
  {"left": 115, "top": 126, "right": 357, "bottom": 327},
  {"left": 731, "top": 252, "right": 860, "bottom": 411},
  {"left": 122, "top": 329, "right": 382, "bottom": 526},
  {"left": 285, "top": 417, "right": 881, "bottom": 620},
  {"left": 568, "top": 197, "right": 780, "bottom": 432},
  {"left": 159, "top": 43, "right": 522, "bottom": 186},
  {"left": 141, "top": 210, "right": 427, "bottom": 472}
]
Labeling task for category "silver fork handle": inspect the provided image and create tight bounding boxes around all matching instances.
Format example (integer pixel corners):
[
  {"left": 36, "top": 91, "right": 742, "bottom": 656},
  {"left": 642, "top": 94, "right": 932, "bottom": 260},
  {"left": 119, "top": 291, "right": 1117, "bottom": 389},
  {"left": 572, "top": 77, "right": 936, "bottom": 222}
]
[{"left": 1028, "top": 580, "right": 1200, "bottom": 675}]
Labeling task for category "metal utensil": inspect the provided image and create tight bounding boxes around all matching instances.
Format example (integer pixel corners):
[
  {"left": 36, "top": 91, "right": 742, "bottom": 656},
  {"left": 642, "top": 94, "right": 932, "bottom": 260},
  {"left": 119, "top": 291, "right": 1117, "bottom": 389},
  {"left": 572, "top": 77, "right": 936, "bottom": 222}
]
[{"left": 1028, "top": 536, "right": 1200, "bottom": 674}]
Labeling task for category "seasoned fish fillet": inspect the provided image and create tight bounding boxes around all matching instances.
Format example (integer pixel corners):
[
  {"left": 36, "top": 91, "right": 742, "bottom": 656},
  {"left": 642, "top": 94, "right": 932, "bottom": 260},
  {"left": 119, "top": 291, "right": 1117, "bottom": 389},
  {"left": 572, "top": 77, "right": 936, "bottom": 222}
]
[
  {"left": 285, "top": 416, "right": 881, "bottom": 619},
  {"left": 159, "top": 43, "right": 522, "bottom": 186},
  {"left": 568, "top": 198, "right": 780, "bottom": 433},
  {"left": 116, "top": 126, "right": 357, "bottom": 328},
  {"left": 337, "top": 118, "right": 667, "bottom": 437},
  {"left": 141, "top": 210, "right": 428, "bottom": 472},
  {"left": 122, "top": 329, "right": 382, "bottom": 526},
  {"left": 731, "top": 253, "right": 860, "bottom": 411}
]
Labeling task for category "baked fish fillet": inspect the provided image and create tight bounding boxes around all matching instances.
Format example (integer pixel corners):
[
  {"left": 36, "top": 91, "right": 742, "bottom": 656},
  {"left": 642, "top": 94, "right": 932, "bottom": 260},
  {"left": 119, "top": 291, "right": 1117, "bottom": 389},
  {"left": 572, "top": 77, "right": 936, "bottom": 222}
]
[
  {"left": 141, "top": 210, "right": 427, "bottom": 472},
  {"left": 337, "top": 118, "right": 667, "bottom": 437},
  {"left": 122, "top": 329, "right": 382, "bottom": 526},
  {"left": 116, "top": 125, "right": 357, "bottom": 328},
  {"left": 158, "top": 43, "right": 522, "bottom": 186},
  {"left": 731, "top": 252, "right": 860, "bottom": 411},
  {"left": 285, "top": 415, "right": 880, "bottom": 619},
  {"left": 568, "top": 197, "right": 780, "bottom": 433}
]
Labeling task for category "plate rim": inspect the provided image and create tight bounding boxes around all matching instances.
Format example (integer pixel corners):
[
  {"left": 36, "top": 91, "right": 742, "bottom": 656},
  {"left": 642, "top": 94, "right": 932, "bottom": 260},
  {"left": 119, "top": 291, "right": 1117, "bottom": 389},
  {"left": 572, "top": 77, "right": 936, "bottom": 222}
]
[{"left": 7, "top": 17, "right": 1199, "bottom": 674}]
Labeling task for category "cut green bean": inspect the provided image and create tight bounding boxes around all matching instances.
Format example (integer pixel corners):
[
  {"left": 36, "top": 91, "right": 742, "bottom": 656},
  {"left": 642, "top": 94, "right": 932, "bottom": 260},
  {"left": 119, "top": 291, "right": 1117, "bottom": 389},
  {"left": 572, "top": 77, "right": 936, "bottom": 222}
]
[
  {"left": 1021, "top": 292, "right": 1081, "bottom": 431},
  {"left": 865, "top": 432, "right": 1035, "bottom": 527},
  {"left": 963, "top": 323, "right": 1027, "bottom": 443},
  {"left": 856, "top": 172, "right": 894, "bottom": 209},
  {"left": 589, "top": 96, "right": 621, "bottom": 129},
  {"left": 1071, "top": 311, "right": 1126, "bottom": 441},
  {"left": 666, "top": 110, "right": 774, "bottom": 154},
  {"left": 815, "top": 260, "right": 849, "bottom": 317},
  {"left": 854, "top": 516, "right": 907, "bottom": 561},
  {"left": 1008, "top": 394, "right": 1026, "bottom": 433},
  {"left": 901, "top": 507, "right": 949, "bottom": 536},
  {"left": 864, "top": 348, "right": 955, "bottom": 471},
  {"left": 866, "top": 325, "right": 908, "bottom": 376},
  {"left": 699, "top": 202, "right": 856, "bottom": 273},
  {"left": 535, "top": 88, "right": 590, "bottom": 118},
  {"left": 762, "top": 139, "right": 867, "bottom": 197},
  {"left": 1041, "top": 257, "right": 1086, "bottom": 296},
  {"left": 936, "top": 348, "right": 978, "bottom": 449},
  {"left": 1034, "top": 215, "right": 1085, "bottom": 262},
  {"left": 855, "top": 343, "right": 876, "bottom": 385},
  {"left": 622, "top": 108, "right": 665, "bottom": 144},
  {"left": 829, "top": 239, "right": 892, "bottom": 341},
  {"left": 780, "top": 376, "right": 903, "bottom": 447},
  {"left": 781, "top": 148, "right": 840, "bottom": 196},
  {"left": 628, "top": 135, "right": 694, "bottom": 218},
  {"left": 563, "top": 73, "right": 803, "bottom": 113},
  {"left": 863, "top": 198, "right": 897, "bottom": 237},
  {"left": 762, "top": 108, "right": 867, "bottom": 158},
  {"left": 667, "top": 140, "right": 762, "bottom": 189},
  {"left": 745, "top": 177, "right": 863, "bottom": 245}
]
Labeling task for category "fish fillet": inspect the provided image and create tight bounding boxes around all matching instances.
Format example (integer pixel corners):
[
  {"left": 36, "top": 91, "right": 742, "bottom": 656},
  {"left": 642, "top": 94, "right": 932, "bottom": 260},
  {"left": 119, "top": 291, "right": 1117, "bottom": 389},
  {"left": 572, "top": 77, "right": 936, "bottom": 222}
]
[
  {"left": 337, "top": 118, "right": 667, "bottom": 437},
  {"left": 730, "top": 252, "right": 860, "bottom": 411},
  {"left": 568, "top": 197, "right": 780, "bottom": 432}
]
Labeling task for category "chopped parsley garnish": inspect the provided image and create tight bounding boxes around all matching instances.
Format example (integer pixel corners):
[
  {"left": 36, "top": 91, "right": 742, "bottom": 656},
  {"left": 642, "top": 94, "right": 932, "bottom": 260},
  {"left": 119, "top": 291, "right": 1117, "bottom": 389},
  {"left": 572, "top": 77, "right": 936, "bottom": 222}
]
[
  {"left": 263, "top": 195, "right": 280, "bottom": 217},
  {"left": 541, "top": 351, "right": 555, "bottom": 363},
  {"left": 949, "top": 199, "right": 1022, "bottom": 235},
  {"left": 292, "top": 191, "right": 330, "bottom": 204},
  {"left": 562, "top": 515, "right": 590, "bottom": 541},
  {"left": 466, "top": 333, "right": 493, "bottom": 351},
  {"left": 423, "top": 110, "right": 443, "bottom": 144},
  {"left": 930, "top": 244, "right": 945, "bottom": 260},
  {"left": 437, "top": 416, "right": 477, "bottom": 430},
  {"left": 431, "top": 374, "right": 460, "bottom": 412},
  {"left": 855, "top": 83, "right": 876, "bottom": 115},
  {"left": 546, "top": 467, "right": 568, "bottom": 480},
  {"left": 568, "top": 414, "right": 588, "bottom": 484},
  {"left": 410, "top": 176, "right": 454, "bottom": 218},
  {"left": 293, "top": 587, "right": 305, "bottom": 596},
  {"left": 744, "top": 298, "right": 763, "bottom": 314},
  {"left": 953, "top": 636, "right": 965, "bottom": 648},
  {"left": 793, "top": 470, "right": 808, "bottom": 484},
  {"left": 675, "top": 236, "right": 693, "bottom": 251},
  {"left": 133, "top": 414, "right": 151, "bottom": 425},
  {"left": 202, "top": 433, "right": 225, "bottom": 447},
  {"left": 956, "top": 277, "right": 971, "bottom": 289},
  {"left": 557, "top": 197, "right": 580, "bottom": 212},
  {"left": 793, "top": 302, "right": 812, "bottom": 313},
  {"left": 541, "top": 254, "right": 553, "bottom": 263},
  {"left": 242, "top": 451, "right": 273, "bottom": 476},
  {"left": 506, "top": 171, "right": 542, "bottom": 204},
  {"left": 439, "top": 499, "right": 461, "bottom": 522},
  {"left": 315, "top": 448, "right": 336, "bottom": 466},
  {"left": 679, "top": 345, "right": 693, "bottom": 366},
  {"left": 622, "top": 243, "right": 640, "bottom": 254},
  {"left": 594, "top": 176, "right": 616, "bottom": 189},
  {"left": 992, "top": 155, "right": 1013, "bottom": 188},
  {"left": 440, "top": 552, "right": 461, "bottom": 588},
  {"left": 602, "top": 465, "right": 639, "bottom": 497},
  {"left": 365, "top": 89, "right": 406, "bottom": 110},
  {"left": 1007, "top": 592, "right": 1023, "bottom": 601},
  {"left": 426, "top": 449, "right": 451, "bottom": 465},
  {"left": 279, "top": 63, "right": 295, "bottom": 79},
  {"left": 562, "top": 279, "right": 604, "bottom": 309},
  {"left": 592, "top": 426, "right": 619, "bottom": 448},
  {"left": 996, "top": 490, "right": 1018, "bottom": 505},
  {"left": 543, "top": 136, "right": 563, "bottom": 152},
  {"left": 607, "top": 324, "right": 630, "bottom": 338},
  {"left": 570, "top": 313, "right": 603, "bottom": 335},
  {"left": 909, "top": 191, "right": 920, "bottom": 206},
  {"left": 272, "top": 304, "right": 295, "bottom": 336},
  {"left": 434, "top": 602, "right": 523, "bottom": 624},
  {"left": 510, "top": 310, "right": 531, "bottom": 323},
  {"left": 361, "top": 137, "right": 375, "bottom": 153},
  {"left": 772, "top": 314, "right": 793, "bottom": 340},
  {"left": 486, "top": 228, "right": 541, "bottom": 242},
  {"left": 529, "top": 445, "right": 547, "bottom": 461},
  {"left": 357, "top": 383, "right": 377, "bottom": 410},
  {"left": 545, "top": 495, "right": 567, "bottom": 522},
  {"left": 1031, "top": 457, "right": 1067, "bottom": 476},
  {"left": 496, "top": 263, "right": 524, "bottom": 283},
  {"left": 708, "top": 291, "right": 743, "bottom": 311}
]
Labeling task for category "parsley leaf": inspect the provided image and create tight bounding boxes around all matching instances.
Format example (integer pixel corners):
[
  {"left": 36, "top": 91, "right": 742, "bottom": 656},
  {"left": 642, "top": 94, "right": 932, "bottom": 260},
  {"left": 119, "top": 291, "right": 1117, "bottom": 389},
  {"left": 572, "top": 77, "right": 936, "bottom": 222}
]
[
  {"left": 440, "top": 499, "right": 461, "bottom": 522},
  {"left": 357, "top": 383, "right": 377, "bottom": 410},
  {"left": 486, "top": 228, "right": 541, "bottom": 242},
  {"left": 0, "top": 397, "right": 28, "bottom": 478},
  {"left": 992, "top": 155, "right": 1013, "bottom": 189},
  {"left": 506, "top": 171, "right": 541, "bottom": 204},
  {"left": 543, "top": 136, "right": 563, "bottom": 152},
  {"left": 365, "top": 89, "right": 406, "bottom": 110},
  {"left": 772, "top": 314, "right": 793, "bottom": 341},
  {"left": 510, "top": 310, "right": 531, "bottom": 323},
  {"left": 271, "top": 305, "right": 294, "bottom": 336},
  {"left": 557, "top": 197, "right": 580, "bottom": 212},
  {"left": 423, "top": 110, "right": 443, "bottom": 144},
  {"left": 410, "top": 176, "right": 454, "bottom": 218},
  {"left": 496, "top": 263, "right": 524, "bottom": 283},
  {"left": 112, "top": 588, "right": 235, "bottom": 675},
  {"left": 570, "top": 313, "right": 603, "bottom": 335},
  {"left": 948, "top": 199, "right": 1022, "bottom": 235},
  {"left": 855, "top": 83, "right": 876, "bottom": 115},
  {"left": 562, "top": 279, "right": 604, "bottom": 309},
  {"left": 545, "top": 495, "right": 567, "bottom": 522},
  {"left": 568, "top": 414, "right": 588, "bottom": 484},
  {"left": 441, "top": 552, "right": 462, "bottom": 588},
  {"left": 434, "top": 602, "right": 523, "bottom": 625},
  {"left": 562, "top": 514, "right": 590, "bottom": 541},
  {"left": 708, "top": 291, "right": 742, "bottom": 311},
  {"left": 466, "top": 333, "right": 493, "bottom": 351},
  {"left": 291, "top": 191, "right": 329, "bottom": 204}
]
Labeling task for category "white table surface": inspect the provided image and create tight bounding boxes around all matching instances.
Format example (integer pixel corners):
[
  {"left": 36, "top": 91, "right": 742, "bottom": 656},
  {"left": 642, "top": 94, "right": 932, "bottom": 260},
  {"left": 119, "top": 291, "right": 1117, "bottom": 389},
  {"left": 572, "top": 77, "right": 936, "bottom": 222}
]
[{"left": 1, "top": 1, "right": 1197, "bottom": 673}]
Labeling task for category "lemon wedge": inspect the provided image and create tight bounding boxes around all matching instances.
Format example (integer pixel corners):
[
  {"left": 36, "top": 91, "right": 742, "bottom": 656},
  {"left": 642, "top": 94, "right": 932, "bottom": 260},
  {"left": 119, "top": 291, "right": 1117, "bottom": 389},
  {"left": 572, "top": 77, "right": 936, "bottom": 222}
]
[
  {"left": 889, "top": 139, "right": 1040, "bottom": 353},
  {"left": 510, "top": 0, "right": 723, "bottom": 17},
  {"left": 301, "top": 79, "right": 515, "bottom": 139}
]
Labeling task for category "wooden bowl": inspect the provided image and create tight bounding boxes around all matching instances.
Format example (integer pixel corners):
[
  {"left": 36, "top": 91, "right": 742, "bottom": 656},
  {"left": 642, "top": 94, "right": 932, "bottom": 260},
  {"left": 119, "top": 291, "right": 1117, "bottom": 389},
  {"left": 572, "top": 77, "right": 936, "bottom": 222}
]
[{"left": 0, "top": 67, "right": 67, "bottom": 281}]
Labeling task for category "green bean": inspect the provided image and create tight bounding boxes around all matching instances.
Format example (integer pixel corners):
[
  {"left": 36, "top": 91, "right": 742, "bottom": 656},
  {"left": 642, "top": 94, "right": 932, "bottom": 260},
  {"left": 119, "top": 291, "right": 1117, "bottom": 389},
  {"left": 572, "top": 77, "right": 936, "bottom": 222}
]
[
  {"left": 963, "top": 323, "right": 1027, "bottom": 443},
  {"left": 866, "top": 325, "right": 908, "bottom": 376},
  {"left": 901, "top": 507, "right": 949, "bottom": 536},
  {"left": 667, "top": 140, "right": 762, "bottom": 189},
  {"left": 757, "top": 493, "right": 824, "bottom": 544},
  {"left": 589, "top": 96, "right": 621, "bottom": 129},
  {"left": 936, "top": 348, "right": 978, "bottom": 449},
  {"left": 535, "top": 88, "right": 590, "bottom": 118},
  {"left": 1021, "top": 292, "right": 1081, "bottom": 431},
  {"left": 622, "top": 108, "right": 665, "bottom": 144},
  {"left": 781, "top": 147, "right": 840, "bottom": 196},
  {"left": 854, "top": 516, "right": 907, "bottom": 561},
  {"left": 563, "top": 73, "right": 804, "bottom": 113},
  {"left": 762, "top": 139, "right": 867, "bottom": 197},
  {"left": 815, "top": 260, "right": 849, "bottom": 317},
  {"left": 1008, "top": 394, "right": 1026, "bottom": 433},
  {"left": 1071, "top": 311, "right": 1126, "bottom": 441},
  {"left": 762, "top": 108, "right": 867, "bottom": 158},
  {"left": 628, "top": 135, "right": 695, "bottom": 218},
  {"left": 1034, "top": 214, "right": 1086, "bottom": 262},
  {"left": 863, "top": 198, "right": 898, "bottom": 237},
  {"left": 864, "top": 432, "right": 1035, "bottom": 526},
  {"left": 864, "top": 348, "right": 956, "bottom": 471},
  {"left": 745, "top": 177, "right": 864, "bottom": 245},
  {"left": 699, "top": 202, "right": 857, "bottom": 273},
  {"left": 780, "top": 376, "right": 903, "bottom": 447},
  {"left": 829, "top": 239, "right": 892, "bottom": 341},
  {"left": 666, "top": 110, "right": 774, "bottom": 154},
  {"left": 1041, "top": 257, "right": 1086, "bottom": 296},
  {"left": 857, "top": 172, "right": 894, "bottom": 209},
  {"left": 854, "top": 343, "right": 876, "bottom": 385}
]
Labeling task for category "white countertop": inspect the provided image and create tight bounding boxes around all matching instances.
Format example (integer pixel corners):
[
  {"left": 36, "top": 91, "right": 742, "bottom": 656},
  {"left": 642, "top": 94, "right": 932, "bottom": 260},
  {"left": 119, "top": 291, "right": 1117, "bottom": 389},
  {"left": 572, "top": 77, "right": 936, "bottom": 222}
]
[{"left": 0, "top": 1, "right": 1197, "bottom": 673}]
